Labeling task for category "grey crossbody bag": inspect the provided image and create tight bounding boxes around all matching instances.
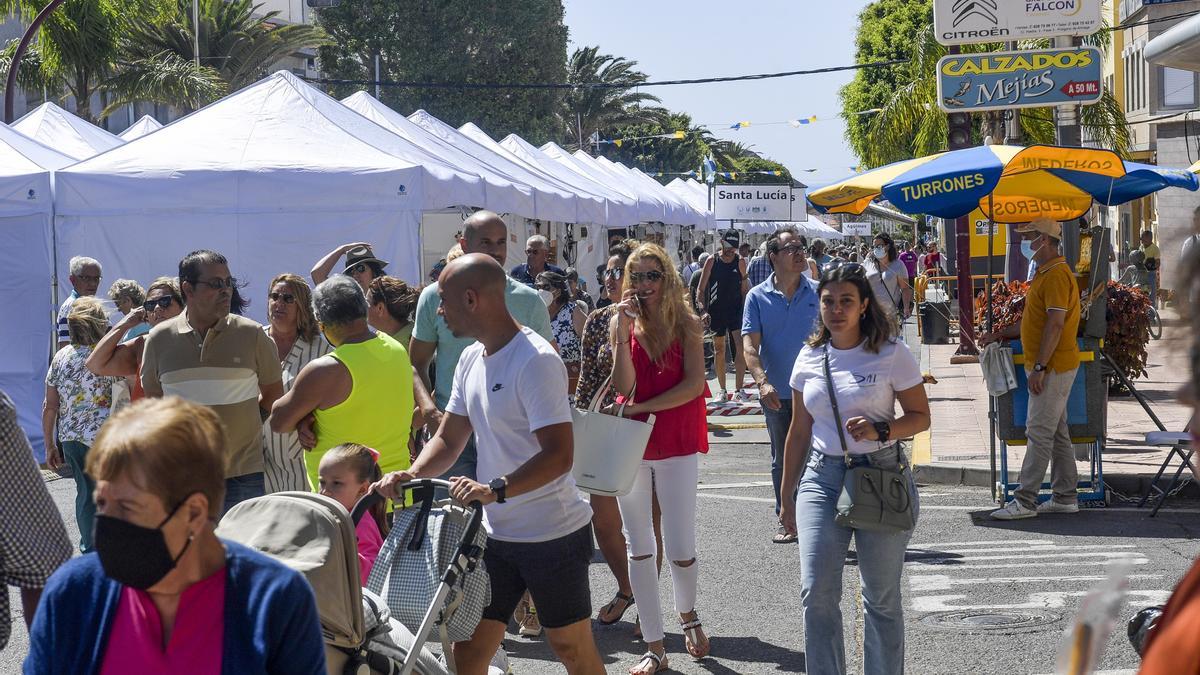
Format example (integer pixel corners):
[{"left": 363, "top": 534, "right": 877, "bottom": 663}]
[{"left": 824, "top": 345, "right": 915, "bottom": 533}]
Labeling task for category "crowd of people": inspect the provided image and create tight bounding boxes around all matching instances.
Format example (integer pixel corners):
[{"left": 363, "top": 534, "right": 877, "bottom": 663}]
[{"left": 7, "top": 210, "right": 1200, "bottom": 674}]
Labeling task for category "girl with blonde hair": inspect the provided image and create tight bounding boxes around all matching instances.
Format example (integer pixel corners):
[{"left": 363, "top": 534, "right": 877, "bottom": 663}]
[{"left": 608, "top": 242, "right": 711, "bottom": 673}]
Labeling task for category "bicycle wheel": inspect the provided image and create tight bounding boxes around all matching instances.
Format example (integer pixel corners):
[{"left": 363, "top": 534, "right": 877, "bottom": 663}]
[{"left": 1148, "top": 306, "right": 1162, "bottom": 340}]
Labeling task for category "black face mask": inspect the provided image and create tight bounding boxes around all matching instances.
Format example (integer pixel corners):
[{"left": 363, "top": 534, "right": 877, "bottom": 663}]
[{"left": 94, "top": 497, "right": 195, "bottom": 590}]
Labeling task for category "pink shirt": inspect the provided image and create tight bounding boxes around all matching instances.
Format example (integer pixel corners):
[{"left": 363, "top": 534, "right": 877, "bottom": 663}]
[
  {"left": 356, "top": 515, "right": 384, "bottom": 584},
  {"left": 99, "top": 567, "right": 226, "bottom": 675}
]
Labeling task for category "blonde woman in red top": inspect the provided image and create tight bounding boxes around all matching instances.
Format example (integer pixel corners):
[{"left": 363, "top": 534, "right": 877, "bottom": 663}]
[{"left": 609, "top": 242, "right": 710, "bottom": 674}]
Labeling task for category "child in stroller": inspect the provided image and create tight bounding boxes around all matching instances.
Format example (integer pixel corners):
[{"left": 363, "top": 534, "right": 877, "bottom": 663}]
[{"left": 318, "top": 443, "right": 389, "bottom": 583}]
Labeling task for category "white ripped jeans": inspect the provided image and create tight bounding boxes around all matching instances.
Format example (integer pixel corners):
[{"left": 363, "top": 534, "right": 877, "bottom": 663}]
[{"left": 616, "top": 453, "right": 699, "bottom": 644}]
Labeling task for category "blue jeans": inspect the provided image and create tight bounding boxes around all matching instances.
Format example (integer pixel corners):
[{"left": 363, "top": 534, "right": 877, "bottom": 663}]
[
  {"left": 62, "top": 440, "right": 96, "bottom": 553},
  {"left": 436, "top": 434, "right": 478, "bottom": 499},
  {"left": 223, "top": 472, "right": 265, "bottom": 515},
  {"left": 796, "top": 446, "right": 919, "bottom": 675},
  {"left": 763, "top": 401, "right": 794, "bottom": 516}
]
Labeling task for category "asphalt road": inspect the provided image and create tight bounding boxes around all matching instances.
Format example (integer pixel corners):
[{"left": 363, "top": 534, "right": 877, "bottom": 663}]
[{"left": 6, "top": 442, "right": 1200, "bottom": 674}]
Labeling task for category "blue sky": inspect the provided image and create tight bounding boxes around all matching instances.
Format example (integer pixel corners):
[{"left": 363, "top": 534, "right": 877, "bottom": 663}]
[{"left": 562, "top": 0, "right": 876, "bottom": 186}]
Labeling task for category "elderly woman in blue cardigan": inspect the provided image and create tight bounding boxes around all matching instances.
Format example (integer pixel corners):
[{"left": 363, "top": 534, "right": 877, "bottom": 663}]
[{"left": 24, "top": 397, "right": 325, "bottom": 675}]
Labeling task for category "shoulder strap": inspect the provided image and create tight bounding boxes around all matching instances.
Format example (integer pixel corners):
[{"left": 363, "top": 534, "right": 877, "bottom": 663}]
[{"left": 823, "top": 345, "right": 851, "bottom": 463}]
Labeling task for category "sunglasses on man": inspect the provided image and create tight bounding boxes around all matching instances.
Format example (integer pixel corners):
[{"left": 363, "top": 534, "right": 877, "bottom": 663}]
[
  {"left": 191, "top": 276, "right": 238, "bottom": 290},
  {"left": 143, "top": 296, "right": 174, "bottom": 312}
]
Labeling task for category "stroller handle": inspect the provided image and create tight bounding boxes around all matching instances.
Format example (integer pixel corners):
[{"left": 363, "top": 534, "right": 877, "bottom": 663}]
[{"left": 350, "top": 478, "right": 483, "bottom": 526}]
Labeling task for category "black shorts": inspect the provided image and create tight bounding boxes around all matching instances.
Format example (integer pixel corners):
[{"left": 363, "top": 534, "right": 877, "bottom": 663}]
[
  {"left": 708, "top": 305, "right": 743, "bottom": 337},
  {"left": 480, "top": 523, "right": 593, "bottom": 629}
]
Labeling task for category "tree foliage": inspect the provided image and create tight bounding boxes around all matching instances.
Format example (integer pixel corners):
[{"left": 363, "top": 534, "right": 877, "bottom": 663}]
[
  {"left": 560, "top": 46, "right": 660, "bottom": 149},
  {"left": 839, "top": 0, "right": 931, "bottom": 167},
  {"left": 315, "top": 0, "right": 568, "bottom": 145}
]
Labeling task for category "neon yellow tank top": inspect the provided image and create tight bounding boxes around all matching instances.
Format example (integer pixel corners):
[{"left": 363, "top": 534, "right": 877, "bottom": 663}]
[{"left": 306, "top": 332, "right": 414, "bottom": 489}]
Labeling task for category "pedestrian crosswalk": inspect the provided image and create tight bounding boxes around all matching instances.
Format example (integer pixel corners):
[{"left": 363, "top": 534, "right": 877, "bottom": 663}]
[{"left": 904, "top": 538, "right": 1172, "bottom": 617}]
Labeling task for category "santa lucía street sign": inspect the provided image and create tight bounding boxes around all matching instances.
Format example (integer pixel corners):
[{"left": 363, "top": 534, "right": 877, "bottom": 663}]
[
  {"left": 934, "top": 0, "right": 1102, "bottom": 46},
  {"left": 936, "top": 47, "right": 1104, "bottom": 113}
]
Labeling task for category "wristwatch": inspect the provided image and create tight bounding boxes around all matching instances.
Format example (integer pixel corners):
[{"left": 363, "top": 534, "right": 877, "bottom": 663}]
[
  {"left": 873, "top": 421, "right": 892, "bottom": 443},
  {"left": 488, "top": 476, "right": 508, "bottom": 503},
  {"left": 1033, "top": 362, "right": 1047, "bottom": 373}
]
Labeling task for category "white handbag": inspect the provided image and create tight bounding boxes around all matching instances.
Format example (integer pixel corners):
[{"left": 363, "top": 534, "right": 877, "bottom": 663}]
[{"left": 571, "top": 377, "right": 655, "bottom": 496}]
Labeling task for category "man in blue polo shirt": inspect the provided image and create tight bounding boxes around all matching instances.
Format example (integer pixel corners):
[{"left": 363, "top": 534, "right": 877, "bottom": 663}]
[{"left": 742, "top": 226, "right": 820, "bottom": 544}]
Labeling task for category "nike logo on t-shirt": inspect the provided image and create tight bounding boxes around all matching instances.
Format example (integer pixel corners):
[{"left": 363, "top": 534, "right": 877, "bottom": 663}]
[{"left": 492, "top": 383, "right": 504, "bottom": 392}]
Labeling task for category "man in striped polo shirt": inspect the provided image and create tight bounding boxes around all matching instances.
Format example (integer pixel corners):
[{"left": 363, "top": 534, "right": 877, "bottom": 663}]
[{"left": 141, "top": 250, "right": 283, "bottom": 513}]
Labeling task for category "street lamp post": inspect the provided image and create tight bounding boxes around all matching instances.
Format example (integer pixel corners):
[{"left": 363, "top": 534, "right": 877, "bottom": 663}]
[{"left": 4, "top": 0, "right": 67, "bottom": 123}]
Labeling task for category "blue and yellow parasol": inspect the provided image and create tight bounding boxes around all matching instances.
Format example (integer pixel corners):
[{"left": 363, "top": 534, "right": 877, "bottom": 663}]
[{"left": 810, "top": 144, "right": 1198, "bottom": 222}]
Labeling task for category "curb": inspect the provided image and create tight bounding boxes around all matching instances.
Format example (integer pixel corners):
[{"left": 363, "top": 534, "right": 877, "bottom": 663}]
[{"left": 913, "top": 463, "right": 1200, "bottom": 500}]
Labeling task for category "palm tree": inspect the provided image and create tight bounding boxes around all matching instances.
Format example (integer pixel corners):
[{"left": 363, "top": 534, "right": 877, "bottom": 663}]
[
  {"left": 103, "top": 0, "right": 329, "bottom": 117},
  {"left": 560, "top": 45, "right": 661, "bottom": 149},
  {"left": 0, "top": 0, "right": 122, "bottom": 122},
  {"left": 855, "top": 25, "right": 1130, "bottom": 168}
]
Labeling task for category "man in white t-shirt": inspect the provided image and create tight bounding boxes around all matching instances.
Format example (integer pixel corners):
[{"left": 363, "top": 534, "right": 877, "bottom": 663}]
[{"left": 376, "top": 253, "right": 601, "bottom": 674}]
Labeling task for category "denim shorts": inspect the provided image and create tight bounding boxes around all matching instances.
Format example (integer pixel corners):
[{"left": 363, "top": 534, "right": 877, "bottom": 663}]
[{"left": 481, "top": 523, "right": 594, "bottom": 629}]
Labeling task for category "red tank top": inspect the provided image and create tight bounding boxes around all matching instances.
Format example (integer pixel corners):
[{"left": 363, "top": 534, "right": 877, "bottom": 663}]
[{"left": 616, "top": 335, "right": 709, "bottom": 461}]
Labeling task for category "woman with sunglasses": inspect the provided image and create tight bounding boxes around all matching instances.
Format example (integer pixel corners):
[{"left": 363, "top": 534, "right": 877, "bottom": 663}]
[
  {"left": 577, "top": 241, "right": 664, "bottom": 636},
  {"left": 86, "top": 277, "right": 184, "bottom": 403},
  {"left": 609, "top": 242, "right": 710, "bottom": 674},
  {"left": 310, "top": 242, "right": 386, "bottom": 292},
  {"left": 261, "top": 274, "right": 331, "bottom": 493},
  {"left": 779, "top": 263, "right": 929, "bottom": 675}
]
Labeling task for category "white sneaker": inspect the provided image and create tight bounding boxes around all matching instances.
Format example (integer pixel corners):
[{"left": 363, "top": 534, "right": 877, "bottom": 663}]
[
  {"left": 712, "top": 389, "right": 726, "bottom": 402},
  {"left": 488, "top": 645, "right": 512, "bottom": 675},
  {"left": 990, "top": 500, "right": 1037, "bottom": 520},
  {"left": 734, "top": 390, "right": 754, "bottom": 402},
  {"left": 1037, "top": 499, "right": 1079, "bottom": 514}
]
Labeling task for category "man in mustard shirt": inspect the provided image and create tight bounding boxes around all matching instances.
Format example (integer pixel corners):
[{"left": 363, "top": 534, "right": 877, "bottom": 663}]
[
  {"left": 981, "top": 217, "right": 1081, "bottom": 520},
  {"left": 269, "top": 275, "right": 413, "bottom": 489}
]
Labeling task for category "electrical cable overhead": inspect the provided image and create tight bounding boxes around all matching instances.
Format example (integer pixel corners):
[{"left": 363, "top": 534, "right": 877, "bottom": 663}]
[
  {"left": 300, "top": 58, "right": 909, "bottom": 91},
  {"left": 1113, "top": 10, "right": 1200, "bottom": 31}
]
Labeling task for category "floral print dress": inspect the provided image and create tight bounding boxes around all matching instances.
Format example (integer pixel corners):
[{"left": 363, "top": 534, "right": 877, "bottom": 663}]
[
  {"left": 45, "top": 345, "right": 118, "bottom": 445},
  {"left": 575, "top": 305, "right": 619, "bottom": 409}
]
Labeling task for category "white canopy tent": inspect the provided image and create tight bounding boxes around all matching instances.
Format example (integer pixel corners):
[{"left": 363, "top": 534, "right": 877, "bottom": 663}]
[
  {"left": 14, "top": 102, "right": 124, "bottom": 161},
  {"left": 407, "top": 108, "right": 597, "bottom": 224},
  {"left": 591, "top": 155, "right": 703, "bottom": 227},
  {"left": 54, "top": 71, "right": 487, "bottom": 328},
  {"left": 540, "top": 142, "right": 668, "bottom": 223},
  {"left": 489, "top": 130, "right": 640, "bottom": 227},
  {"left": 0, "top": 125, "right": 74, "bottom": 458},
  {"left": 666, "top": 177, "right": 716, "bottom": 230},
  {"left": 118, "top": 115, "right": 163, "bottom": 141},
  {"left": 342, "top": 93, "right": 542, "bottom": 219}
]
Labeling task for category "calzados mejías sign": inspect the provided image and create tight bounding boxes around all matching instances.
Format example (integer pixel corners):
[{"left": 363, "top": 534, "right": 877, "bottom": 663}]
[{"left": 936, "top": 47, "right": 1103, "bottom": 113}]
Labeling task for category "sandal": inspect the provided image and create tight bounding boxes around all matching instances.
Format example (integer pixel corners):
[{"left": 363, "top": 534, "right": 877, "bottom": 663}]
[
  {"left": 629, "top": 650, "right": 668, "bottom": 675},
  {"left": 598, "top": 591, "right": 635, "bottom": 625},
  {"left": 772, "top": 524, "right": 797, "bottom": 545},
  {"left": 681, "top": 614, "right": 710, "bottom": 660}
]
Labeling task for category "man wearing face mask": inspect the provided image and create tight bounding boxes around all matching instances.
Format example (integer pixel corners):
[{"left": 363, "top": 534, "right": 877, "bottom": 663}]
[
  {"left": 269, "top": 275, "right": 414, "bottom": 491},
  {"left": 26, "top": 397, "right": 325, "bottom": 674},
  {"left": 981, "top": 217, "right": 1081, "bottom": 520}
]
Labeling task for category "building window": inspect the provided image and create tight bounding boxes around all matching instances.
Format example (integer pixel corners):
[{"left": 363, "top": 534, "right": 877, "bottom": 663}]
[{"left": 1160, "top": 66, "right": 1197, "bottom": 109}]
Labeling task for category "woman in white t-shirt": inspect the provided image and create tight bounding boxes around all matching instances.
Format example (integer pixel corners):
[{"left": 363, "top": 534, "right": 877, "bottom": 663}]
[{"left": 779, "top": 262, "right": 930, "bottom": 675}]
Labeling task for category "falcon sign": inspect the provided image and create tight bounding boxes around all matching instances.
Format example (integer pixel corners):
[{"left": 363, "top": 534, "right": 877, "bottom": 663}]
[
  {"left": 936, "top": 47, "right": 1104, "bottom": 113},
  {"left": 934, "top": 0, "right": 1102, "bottom": 46}
]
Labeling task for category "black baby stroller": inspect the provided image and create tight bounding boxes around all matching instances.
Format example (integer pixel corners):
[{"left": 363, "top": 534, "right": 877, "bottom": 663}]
[{"left": 217, "top": 481, "right": 485, "bottom": 675}]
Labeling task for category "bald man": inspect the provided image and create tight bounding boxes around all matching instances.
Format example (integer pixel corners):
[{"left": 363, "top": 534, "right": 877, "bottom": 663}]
[
  {"left": 379, "top": 254, "right": 601, "bottom": 675},
  {"left": 409, "top": 211, "right": 553, "bottom": 488}
]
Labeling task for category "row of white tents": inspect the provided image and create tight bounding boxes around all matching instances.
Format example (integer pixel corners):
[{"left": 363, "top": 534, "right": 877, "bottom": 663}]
[{"left": 5, "top": 70, "right": 841, "bottom": 452}]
